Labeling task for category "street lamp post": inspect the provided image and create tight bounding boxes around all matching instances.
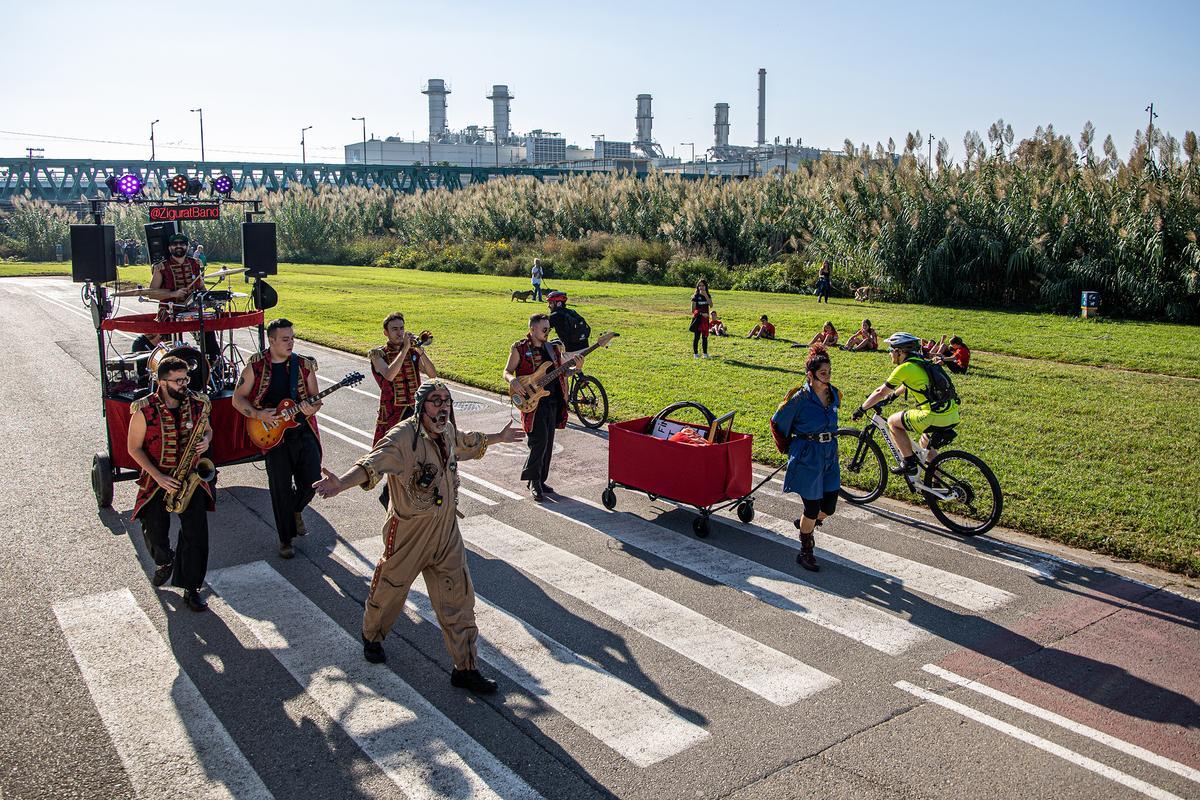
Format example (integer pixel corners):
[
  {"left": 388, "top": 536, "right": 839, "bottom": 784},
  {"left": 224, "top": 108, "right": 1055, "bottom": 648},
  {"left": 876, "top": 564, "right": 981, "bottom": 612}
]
[
  {"left": 150, "top": 119, "right": 160, "bottom": 161},
  {"left": 190, "top": 108, "right": 205, "bottom": 162},
  {"left": 927, "top": 133, "right": 934, "bottom": 174},
  {"left": 352, "top": 116, "right": 366, "bottom": 165},
  {"left": 301, "top": 125, "right": 313, "bottom": 164}
]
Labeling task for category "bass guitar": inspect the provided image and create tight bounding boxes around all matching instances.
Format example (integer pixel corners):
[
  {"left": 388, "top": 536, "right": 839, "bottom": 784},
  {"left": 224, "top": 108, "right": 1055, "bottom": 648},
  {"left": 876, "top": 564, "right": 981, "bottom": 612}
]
[
  {"left": 247, "top": 371, "right": 364, "bottom": 451},
  {"left": 510, "top": 332, "right": 618, "bottom": 414}
]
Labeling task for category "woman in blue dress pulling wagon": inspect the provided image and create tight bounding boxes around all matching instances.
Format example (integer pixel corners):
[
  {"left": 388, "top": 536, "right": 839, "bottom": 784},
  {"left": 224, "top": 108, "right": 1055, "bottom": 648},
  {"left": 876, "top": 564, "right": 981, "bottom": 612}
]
[{"left": 770, "top": 344, "right": 841, "bottom": 572}]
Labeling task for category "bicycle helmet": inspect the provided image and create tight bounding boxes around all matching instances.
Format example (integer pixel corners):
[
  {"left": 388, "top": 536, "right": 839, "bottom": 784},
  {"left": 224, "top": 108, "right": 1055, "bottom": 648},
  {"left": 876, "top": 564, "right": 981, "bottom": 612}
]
[
  {"left": 883, "top": 331, "right": 921, "bottom": 350},
  {"left": 546, "top": 291, "right": 567, "bottom": 304}
]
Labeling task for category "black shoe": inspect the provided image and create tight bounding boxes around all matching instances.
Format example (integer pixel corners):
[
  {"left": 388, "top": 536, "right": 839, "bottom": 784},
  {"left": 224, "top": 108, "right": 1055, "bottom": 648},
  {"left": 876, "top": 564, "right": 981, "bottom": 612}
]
[
  {"left": 151, "top": 562, "right": 174, "bottom": 587},
  {"left": 183, "top": 589, "right": 208, "bottom": 612},
  {"left": 890, "top": 457, "right": 920, "bottom": 476},
  {"left": 530, "top": 482, "right": 545, "bottom": 502},
  {"left": 540, "top": 483, "right": 555, "bottom": 495},
  {"left": 451, "top": 668, "right": 498, "bottom": 695},
  {"left": 796, "top": 533, "right": 820, "bottom": 572},
  {"left": 363, "top": 636, "right": 386, "bottom": 664},
  {"left": 278, "top": 543, "right": 295, "bottom": 559}
]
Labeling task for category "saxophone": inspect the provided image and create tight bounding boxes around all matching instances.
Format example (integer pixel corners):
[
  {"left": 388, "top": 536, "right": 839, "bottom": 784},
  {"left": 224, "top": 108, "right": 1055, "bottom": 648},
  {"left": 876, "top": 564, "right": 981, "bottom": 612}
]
[{"left": 164, "top": 395, "right": 215, "bottom": 514}]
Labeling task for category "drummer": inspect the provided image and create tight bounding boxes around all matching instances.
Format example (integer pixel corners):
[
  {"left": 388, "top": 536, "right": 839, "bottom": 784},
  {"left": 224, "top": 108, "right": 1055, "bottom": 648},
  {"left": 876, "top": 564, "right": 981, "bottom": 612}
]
[{"left": 146, "top": 233, "right": 219, "bottom": 360}]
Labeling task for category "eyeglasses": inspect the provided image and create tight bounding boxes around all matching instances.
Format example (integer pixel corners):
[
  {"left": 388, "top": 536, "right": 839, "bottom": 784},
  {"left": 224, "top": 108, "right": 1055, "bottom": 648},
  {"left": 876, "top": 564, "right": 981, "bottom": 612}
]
[
  {"left": 424, "top": 395, "right": 452, "bottom": 408},
  {"left": 163, "top": 377, "right": 190, "bottom": 387}
]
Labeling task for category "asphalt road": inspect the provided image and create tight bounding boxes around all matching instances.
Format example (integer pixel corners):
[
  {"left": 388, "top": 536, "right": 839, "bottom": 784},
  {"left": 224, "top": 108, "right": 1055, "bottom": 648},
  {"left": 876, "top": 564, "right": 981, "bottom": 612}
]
[{"left": 1, "top": 275, "right": 1198, "bottom": 800}]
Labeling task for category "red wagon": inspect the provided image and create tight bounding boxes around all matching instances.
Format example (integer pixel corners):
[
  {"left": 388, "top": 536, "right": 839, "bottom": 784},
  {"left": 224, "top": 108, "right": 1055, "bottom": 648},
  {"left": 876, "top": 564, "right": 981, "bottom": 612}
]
[{"left": 602, "top": 401, "right": 770, "bottom": 537}]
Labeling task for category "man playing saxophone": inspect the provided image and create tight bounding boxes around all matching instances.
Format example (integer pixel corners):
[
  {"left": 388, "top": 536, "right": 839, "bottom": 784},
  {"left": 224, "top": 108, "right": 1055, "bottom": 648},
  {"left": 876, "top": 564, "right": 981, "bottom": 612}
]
[{"left": 127, "top": 355, "right": 214, "bottom": 612}]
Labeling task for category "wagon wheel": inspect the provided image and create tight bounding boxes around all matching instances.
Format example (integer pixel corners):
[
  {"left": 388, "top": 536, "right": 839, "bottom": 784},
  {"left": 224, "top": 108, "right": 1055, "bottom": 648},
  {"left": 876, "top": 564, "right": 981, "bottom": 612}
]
[
  {"left": 601, "top": 487, "right": 617, "bottom": 510},
  {"left": 91, "top": 452, "right": 113, "bottom": 509},
  {"left": 736, "top": 500, "right": 755, "bottom": 523},
  {"left": 692, "top": 516, "right": 710, "bottom": 538}
]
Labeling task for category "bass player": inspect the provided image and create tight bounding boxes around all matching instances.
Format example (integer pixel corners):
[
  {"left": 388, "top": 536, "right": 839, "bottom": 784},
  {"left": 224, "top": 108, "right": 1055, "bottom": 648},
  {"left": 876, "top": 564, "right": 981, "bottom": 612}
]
[
  {"left": 232, "top": 318, "right": 322, "bottom": 558},
  {"left": 504, "top": 313, "right": 567, "bottom": 502},
  {"left": 126, "top": 355, "right": 213, "bottom": 611}
]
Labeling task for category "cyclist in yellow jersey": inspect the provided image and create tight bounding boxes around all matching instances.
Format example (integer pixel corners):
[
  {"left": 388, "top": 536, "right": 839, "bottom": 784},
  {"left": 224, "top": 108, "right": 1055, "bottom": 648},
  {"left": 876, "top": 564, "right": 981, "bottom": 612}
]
[{"left": 852, "top": 331, "right": 960, "bottom": 475}]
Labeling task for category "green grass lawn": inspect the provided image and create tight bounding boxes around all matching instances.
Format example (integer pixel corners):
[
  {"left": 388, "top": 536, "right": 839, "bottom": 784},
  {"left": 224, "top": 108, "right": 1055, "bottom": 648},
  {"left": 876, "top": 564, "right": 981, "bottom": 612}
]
[
  {"left": 0, "top": 261, "right": 71, "bottom": 278},
  {"left": 9, "top": 261, "right": 1199, "bottom": 575}
]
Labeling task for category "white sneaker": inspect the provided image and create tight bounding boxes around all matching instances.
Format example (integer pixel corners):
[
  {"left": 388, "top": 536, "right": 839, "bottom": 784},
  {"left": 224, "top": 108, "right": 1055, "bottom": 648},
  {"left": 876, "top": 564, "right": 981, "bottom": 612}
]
[
  {"left": 703, "top": 353, "right": 711, "bottom": 359},
  {"left": 693, "top": 353, "right": 700, "bottom": 358}
]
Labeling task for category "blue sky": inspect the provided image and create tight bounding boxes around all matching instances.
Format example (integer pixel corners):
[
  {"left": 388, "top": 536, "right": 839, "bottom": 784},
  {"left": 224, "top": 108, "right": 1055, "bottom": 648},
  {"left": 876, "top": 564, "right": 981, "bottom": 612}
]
[{"left": 1, "top": 0, "right": 1195, "bottom": 164}]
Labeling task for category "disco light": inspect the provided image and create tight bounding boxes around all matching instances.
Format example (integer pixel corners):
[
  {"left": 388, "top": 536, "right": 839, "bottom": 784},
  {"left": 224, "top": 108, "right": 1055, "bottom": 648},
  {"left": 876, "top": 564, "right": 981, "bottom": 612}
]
[
  {"left": 105, "top": 173, "right": 143, "bottom": 198},
  {"left": 211, "top": 175, "right": 233, "bottom": 196},
  {"left": 169, "top": 174, "right": 189, "bottom": 194},
  {"left": 185, "top": 178, "right": 204, "bottom": 196}
]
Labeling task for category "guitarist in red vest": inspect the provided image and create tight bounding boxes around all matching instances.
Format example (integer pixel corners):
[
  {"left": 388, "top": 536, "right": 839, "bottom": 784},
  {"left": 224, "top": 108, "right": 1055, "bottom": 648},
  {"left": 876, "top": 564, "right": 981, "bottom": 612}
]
[
  {"left": 504, "top": 313, "right": 568, "bottom": 502},
  {"left": 232, "top": 318, "right": 323, "bottom": 558}
]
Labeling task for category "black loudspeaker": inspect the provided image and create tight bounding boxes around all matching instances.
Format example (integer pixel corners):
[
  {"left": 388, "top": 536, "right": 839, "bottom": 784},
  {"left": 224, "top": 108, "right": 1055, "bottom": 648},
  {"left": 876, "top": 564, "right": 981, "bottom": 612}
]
[
  {"left": 70, "top": 225, "right": 117, "bottom": 284},
  {"left": 242, "top": 222, "right": 277, "bottom": 276},
  {"left": 144, "top": 221, "right": 180, "bottom": 264}
]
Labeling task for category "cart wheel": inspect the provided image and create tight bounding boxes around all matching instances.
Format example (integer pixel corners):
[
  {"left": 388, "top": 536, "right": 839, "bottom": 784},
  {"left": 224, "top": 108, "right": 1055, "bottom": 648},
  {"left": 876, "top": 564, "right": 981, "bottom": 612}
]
[
  {"left": 601, "top": 488, "right": 617, "bottom": 510},
  {"left": 91, "top": 453, "right": 113, "bottom": 509},
  {"left": 737, "top": 500, "right": 755, "bottom": 523},
  {"left": 692, "top": 517, "right": 710, "bottom": 538}
]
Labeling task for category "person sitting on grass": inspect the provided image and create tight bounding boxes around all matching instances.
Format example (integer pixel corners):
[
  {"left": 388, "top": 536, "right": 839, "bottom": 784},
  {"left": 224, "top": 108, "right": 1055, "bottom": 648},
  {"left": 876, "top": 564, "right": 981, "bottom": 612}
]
[
  {"left": 933, "top": 335, "right": 971, "bottom": 374},
  {"left": 708, "top": 312, "right": 728, "bottom": 337},
  {"left": 922, "top": 335, "right": 948, "bottom": 359},
  {"left": 808, "top": 320, "right": 838, "bottom": 348},
  {"left": 747, "top": 315, "right": 776, "bottom": 339},
  {"left": 843, "top": 319, "right": 878, "bottom": 352}
]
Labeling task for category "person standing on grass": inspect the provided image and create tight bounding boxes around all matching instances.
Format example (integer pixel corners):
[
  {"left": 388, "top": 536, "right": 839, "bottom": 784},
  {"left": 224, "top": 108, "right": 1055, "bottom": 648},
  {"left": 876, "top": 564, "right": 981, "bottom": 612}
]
[
  {"left": 690, "top": 278, "right": 713, "bottom": 359},
  {"left": 193, "top": 244, "right": 207, "bottom": 268},
  {"left": 816, "top": 260, "right": 832, "bottom": 303},
  {"left": 531, "top": 258, "right": 544, "bottom": 302},
  {"left": 770, "top": 344, "right": 841, "bottom": 572}
]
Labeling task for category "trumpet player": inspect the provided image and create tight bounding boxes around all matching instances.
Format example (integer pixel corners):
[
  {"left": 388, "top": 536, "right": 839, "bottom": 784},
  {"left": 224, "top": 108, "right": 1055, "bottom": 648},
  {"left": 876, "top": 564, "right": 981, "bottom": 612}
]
[
  {"left": 127, "top": 355, "right": 213, "bottom": 612},
  {"left": 370, "top": 312, "right": 436, "bottom": 444}
]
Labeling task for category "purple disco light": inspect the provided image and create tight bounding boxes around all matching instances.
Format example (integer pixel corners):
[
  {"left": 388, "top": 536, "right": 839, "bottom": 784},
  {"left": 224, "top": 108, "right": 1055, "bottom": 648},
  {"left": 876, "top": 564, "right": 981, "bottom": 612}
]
[
  {"left": 212, "top": 175, "right": 233, "bottom": 195},
  {"left": 115, "top": 173, "right": 143, "bottom": 197}
]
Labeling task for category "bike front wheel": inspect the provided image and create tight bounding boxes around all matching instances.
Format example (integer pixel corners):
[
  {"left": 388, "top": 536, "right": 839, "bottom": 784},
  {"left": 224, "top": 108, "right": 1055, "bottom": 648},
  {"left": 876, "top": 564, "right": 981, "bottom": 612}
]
[
  {"left": 922, "top": 450, "right": 1003, "bottom": 536},
  {"left": 571, "top": 375, "right": 609, "bottom": 429},
  {"left": 836, "top": 428, "right": 887, "bottom": 504}
]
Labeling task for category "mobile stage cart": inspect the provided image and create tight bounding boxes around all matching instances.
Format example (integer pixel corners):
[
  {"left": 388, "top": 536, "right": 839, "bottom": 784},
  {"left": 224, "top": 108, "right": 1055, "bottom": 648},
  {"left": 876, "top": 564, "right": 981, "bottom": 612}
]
[{"left": 601, "top": 401, "right": 778, "bottom": 538}]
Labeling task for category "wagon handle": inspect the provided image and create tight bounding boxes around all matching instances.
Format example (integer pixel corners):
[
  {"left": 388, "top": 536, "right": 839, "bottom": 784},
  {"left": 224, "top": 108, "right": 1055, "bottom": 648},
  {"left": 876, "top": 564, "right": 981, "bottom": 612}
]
[{"left": 649, "top": 401, "right": 716, "bottom": 430}]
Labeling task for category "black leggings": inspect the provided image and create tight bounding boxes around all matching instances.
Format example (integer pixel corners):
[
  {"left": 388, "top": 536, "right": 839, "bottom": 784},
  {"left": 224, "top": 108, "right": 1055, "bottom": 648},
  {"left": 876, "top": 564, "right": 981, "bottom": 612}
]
[
  {"left": 801, "top": 491, "right": 839, "bottom": 520},
  {"left": 692, "top": 330, "right": 708, "bottom": 355}
]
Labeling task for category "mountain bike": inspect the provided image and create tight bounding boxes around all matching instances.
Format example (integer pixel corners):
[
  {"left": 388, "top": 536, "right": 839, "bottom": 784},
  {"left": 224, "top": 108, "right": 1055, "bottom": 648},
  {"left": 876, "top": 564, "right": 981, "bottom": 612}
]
[
  {"left": 568, "top": 367, "right": 608, "bottom": 428},
  {"left": 836, "top": 396, "right": 1002, "bottom": 535}
]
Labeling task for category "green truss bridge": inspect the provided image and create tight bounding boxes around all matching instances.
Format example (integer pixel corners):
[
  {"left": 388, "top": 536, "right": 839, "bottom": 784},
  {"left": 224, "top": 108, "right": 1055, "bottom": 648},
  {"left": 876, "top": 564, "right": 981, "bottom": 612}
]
[{"left": 0, "top": 157, "right": 703, "bottom": 205}]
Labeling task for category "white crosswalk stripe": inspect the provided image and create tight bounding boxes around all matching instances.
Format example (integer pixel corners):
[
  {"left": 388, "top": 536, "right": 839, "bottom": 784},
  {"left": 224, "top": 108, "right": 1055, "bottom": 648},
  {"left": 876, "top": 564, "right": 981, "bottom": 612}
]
[
  {"left": 53, "top": 589, "right": 274, "bottom": 800},
  {"left": 712, "top": 507, "right": 1015, "bottom": 612},
  {"left": 328, "top": 535, "right": 710, "bottom": 766},
  {"left": 458, "top": 514, "right": 838, "bottom": 706},
  {"left": 207, "top": 561, "right": 544, "bottom": 800},
  {"left": 543, "top": 497, "right": 928, "bottom": 655}
]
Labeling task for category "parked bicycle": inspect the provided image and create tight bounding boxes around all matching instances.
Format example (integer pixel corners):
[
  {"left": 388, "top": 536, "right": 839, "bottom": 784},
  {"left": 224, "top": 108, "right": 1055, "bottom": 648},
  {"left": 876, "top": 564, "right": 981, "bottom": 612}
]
[
  {"left": 567, "top": 366, "right": 608, "bottom": 428},
  {"left": 835, "top": 396, "right": 1002, "bottom": 535}
]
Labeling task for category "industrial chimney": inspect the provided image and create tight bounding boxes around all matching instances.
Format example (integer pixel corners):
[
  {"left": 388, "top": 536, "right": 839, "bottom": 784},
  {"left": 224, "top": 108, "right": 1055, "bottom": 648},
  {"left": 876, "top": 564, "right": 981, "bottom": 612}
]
[
  {"left": 635, "top": 94, "right": 653, "bottom": 145},
  {"left": 756, "top": 69, "right": 766, "bottom": 146},
  {"left": 422, "top": 78, "right": 450, "bottom": 139},
  {"left": 714, "top": 103, "right": 730, "bottom": 148},
  {"left": 487, "top": 84, "right": 512, "bottom": 142}
]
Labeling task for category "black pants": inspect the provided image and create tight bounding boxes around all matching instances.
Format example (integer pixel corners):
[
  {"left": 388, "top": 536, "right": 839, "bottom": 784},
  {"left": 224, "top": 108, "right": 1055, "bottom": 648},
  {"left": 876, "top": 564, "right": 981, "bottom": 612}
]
[
  {"left": 138, "top": 490, "right": 209, "bottom": 591},
  {"left": 521, "top": 396, "right": 561, "bottom": 485},
  {"left": 692, "top": 330, "right": 708, "bottom": 355},
  {"left": 265, "top": 423, "right": 321, "bottom": 545}
]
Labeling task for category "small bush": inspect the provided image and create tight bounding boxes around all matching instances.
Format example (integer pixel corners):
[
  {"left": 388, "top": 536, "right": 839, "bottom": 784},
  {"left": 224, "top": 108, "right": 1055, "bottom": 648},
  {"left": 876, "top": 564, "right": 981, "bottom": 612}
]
[
  {"left": 733, "top": 262, "right": 804, "bottom": 293},
  {"left": 663, "top": 257, "right": 730, "bottom": 289}
]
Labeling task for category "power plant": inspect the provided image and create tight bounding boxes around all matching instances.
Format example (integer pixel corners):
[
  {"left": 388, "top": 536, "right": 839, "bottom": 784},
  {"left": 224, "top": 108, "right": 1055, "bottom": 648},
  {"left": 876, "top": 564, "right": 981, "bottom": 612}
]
[{"left": 345, "top": 69, "right": 832, "bottom": 176}]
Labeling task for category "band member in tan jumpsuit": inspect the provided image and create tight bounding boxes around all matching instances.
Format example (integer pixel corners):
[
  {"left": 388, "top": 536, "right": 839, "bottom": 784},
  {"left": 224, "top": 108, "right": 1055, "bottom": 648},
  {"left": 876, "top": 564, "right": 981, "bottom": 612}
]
[{"left": 313, "top": 380, "right": 524, "bottom": 694}]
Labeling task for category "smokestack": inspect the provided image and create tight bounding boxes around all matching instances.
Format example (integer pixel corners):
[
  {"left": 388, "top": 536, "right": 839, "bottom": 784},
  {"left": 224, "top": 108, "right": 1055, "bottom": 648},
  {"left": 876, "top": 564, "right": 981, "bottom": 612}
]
[
  {"left": 422, "top": 78, "right": 450, "bottom": 139},
  {"left": 714, "top": 103, "right": 730, "bottom": 148},
  {"left": 487, "top": 84, "right": 512, "bottom": 142},
  {"left": 756, "top": 69, "right": 766, "bottom": 146},
  {"left": 635, "top": 93, "right": 653, "bottom": 145}
]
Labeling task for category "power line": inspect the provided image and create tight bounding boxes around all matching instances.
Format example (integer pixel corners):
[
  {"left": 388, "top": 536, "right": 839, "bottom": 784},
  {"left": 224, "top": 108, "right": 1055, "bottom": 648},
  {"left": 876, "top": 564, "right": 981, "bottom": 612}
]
[{"left": 0, "top": 129, "right": 344, "bottom": 160}]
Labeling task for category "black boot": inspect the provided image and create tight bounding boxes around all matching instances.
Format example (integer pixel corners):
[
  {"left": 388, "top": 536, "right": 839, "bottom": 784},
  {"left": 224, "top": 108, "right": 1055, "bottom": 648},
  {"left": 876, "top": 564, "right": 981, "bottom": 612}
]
[
  {"left": 151, "top": 562, "right": 174, "bottom": 587},
  {"left": 796, "top": 532, "right": 819, "bottom": 572},
  {"left": 363, "top": 636, "right": 386, "bottom": 664},
  {"left": 890, "top": 455, "right": 920, "bottom": 476},
  {"left": 451, "top": 668, "right": 498, "bottom": 695},
  {"left": 183, "top": 589, "right": 208, "bottom": 612},
  {"left": 529, "top": 481, "right": 545, "bottom": 502}
]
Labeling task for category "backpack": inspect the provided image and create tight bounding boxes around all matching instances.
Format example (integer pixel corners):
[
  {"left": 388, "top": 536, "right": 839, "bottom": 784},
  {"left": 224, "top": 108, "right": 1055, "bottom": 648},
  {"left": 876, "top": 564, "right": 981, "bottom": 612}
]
[
  {"left": 553, "top": 308, "right": 591, "bottom": 351},
  {"left": 908, "top": 357, "right": 959, "bottom": 412}
]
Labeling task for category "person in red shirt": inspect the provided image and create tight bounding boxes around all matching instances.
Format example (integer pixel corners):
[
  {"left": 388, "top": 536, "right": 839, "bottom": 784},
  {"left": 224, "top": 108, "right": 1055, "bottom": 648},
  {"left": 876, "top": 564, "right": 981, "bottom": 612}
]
[
  {"left": 806, "top": 321, "right": 838, "bottom": 348},
  {"left": 747, "top": 315, "right": 776, "bottom": 339},
  {"left": 843, "top": 319, "right": 878, "bottom": 351},
  {"left": 934, "top": 336, "right": 971, "bottom": 374}
]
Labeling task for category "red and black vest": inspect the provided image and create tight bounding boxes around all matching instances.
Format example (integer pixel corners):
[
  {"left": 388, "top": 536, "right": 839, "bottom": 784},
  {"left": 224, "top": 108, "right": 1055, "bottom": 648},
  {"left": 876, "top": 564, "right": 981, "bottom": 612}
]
[
  {"left": 153, "top": 256, "right": 203, "bottom": 320},
  {"left": 132, "top": 392, "right": 214, "bottom": 517},
  {"left": 370, "top": 342, "right": 421, "bottom": 444},
  {"left": 513, "top": 336, "right": 568, "bottom": 433},
  {"left": 248, "top": 350, "right": 322, "bottom": 443}
]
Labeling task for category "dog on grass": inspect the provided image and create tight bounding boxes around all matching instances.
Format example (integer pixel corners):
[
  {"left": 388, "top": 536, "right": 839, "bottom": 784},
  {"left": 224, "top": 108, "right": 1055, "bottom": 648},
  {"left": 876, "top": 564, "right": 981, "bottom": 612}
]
[
  {"left": 511, "top": 289, "right": 535, "bottom": 302},
  {"left": 854, "top": 285, "right": 877, "bottom": 302}
]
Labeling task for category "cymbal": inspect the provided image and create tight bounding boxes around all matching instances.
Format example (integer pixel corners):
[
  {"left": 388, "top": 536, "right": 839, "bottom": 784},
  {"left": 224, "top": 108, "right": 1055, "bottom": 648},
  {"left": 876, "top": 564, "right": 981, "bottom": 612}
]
[{"left": 205, "top": 266, "right": 248, "bottom": 280}]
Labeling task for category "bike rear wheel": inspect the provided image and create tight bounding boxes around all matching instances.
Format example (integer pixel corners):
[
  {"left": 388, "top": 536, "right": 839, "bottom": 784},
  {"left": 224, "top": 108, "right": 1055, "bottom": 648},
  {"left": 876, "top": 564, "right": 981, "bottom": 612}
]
[
  {"left": 571, "top": 374, "right": 609, "bottom": 429},
  {"left": 836, "top": 428, "right": 887, "bottom": 504},
  {"left": 922, "top": 450, "right": 1003, "bottom": 536}
]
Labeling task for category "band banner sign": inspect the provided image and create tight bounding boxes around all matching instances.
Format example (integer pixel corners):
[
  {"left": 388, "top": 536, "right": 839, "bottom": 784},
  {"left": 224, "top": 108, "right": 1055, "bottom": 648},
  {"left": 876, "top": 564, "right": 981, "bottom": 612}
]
[{"left": 148, "top": 204, "right": 220, "bottom": 222}]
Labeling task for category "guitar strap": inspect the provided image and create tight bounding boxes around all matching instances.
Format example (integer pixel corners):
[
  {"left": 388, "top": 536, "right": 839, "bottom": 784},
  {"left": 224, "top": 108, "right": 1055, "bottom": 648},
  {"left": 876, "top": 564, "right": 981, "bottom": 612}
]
[{"left": 288, "top": 353, "right": 299, "bottom": 401}]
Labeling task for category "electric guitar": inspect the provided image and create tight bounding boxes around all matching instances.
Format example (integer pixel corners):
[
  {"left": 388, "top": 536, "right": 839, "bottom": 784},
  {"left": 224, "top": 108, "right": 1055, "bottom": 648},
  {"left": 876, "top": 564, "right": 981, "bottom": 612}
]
[
  {"left": 510, "top": 332, "right": 618, "bottom": 414},
  {"left": 246, "top": 371, "right": 364, "bottom": 451}
]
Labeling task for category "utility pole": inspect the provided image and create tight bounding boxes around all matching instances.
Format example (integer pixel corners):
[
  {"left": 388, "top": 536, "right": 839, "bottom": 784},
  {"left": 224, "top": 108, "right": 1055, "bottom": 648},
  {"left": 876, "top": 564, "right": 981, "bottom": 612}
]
[
  {"left": 150, "top": 119, "right": 159, "bottom": 161},
  {"left": 190, "top": 108, "right": 205, "bottom": 162},
  {"left": 301, "top": 125, "right": 312, "bottom": 164},
  {"left": 928, "top": 133, "right": 934, "bottom": 174},
  {"left": 352, "top": 116, "right": 367, "bottom": 164},
  {"left": 1146, "top": 102, "right": 1158, "bottom": 143}
]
